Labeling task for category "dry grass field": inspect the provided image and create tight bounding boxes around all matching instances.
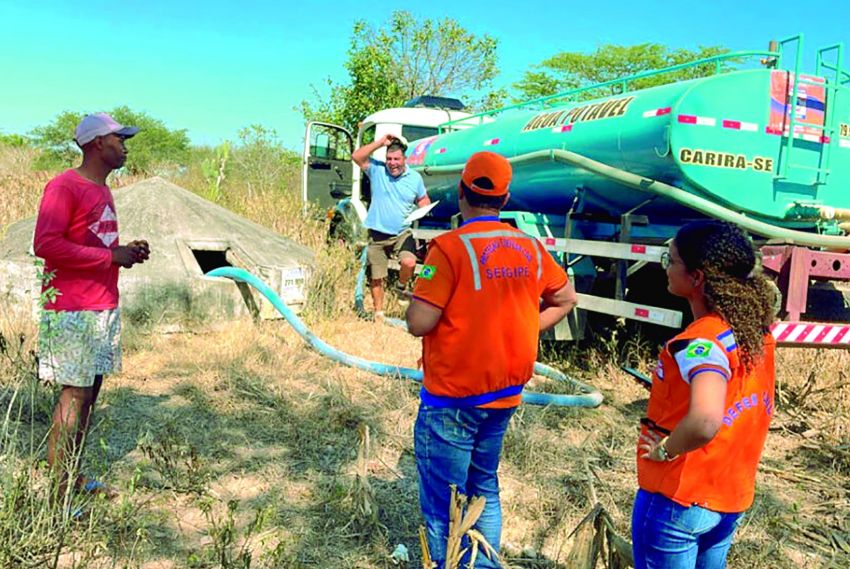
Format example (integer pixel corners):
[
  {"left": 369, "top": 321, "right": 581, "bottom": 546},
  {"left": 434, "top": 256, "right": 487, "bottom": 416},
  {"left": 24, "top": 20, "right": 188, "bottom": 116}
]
[
  {"left": 0, "top": 147, "right": 50, "bottom": 238},
  {"left": 1, "top": 146, "right": 848, "bottom": 568}
]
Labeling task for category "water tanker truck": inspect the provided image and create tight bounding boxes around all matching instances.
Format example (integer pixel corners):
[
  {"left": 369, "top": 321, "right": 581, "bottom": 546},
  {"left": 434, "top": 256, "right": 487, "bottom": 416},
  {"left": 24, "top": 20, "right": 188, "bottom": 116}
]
[{"left": 303, "top": 36, "right": 850, "bottom": 347}]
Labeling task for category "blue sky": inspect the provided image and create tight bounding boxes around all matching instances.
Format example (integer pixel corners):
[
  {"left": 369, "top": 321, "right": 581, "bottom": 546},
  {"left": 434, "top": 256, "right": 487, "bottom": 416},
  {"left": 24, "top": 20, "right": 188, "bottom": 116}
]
[{"left": 1, "top": 0, "right": 847, "bottom": 147}]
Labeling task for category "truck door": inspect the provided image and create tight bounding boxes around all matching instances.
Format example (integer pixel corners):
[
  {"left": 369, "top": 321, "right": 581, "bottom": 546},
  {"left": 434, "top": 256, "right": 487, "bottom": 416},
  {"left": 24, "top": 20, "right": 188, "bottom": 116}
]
[{"left": 302, "top": 122, "right": 354, "bottom": 212}]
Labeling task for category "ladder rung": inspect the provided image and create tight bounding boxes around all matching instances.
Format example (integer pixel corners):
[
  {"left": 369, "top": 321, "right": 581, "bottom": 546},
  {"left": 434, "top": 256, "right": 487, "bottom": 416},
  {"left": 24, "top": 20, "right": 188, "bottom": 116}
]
[{"left": 788, "top": 164, "right": 830, "bottom": 172}]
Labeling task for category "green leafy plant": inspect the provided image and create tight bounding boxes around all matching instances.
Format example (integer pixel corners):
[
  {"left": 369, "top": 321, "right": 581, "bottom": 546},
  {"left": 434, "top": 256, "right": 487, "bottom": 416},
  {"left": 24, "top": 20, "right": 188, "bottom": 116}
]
[
  {"left": 138, "top": 423, "right": 210, "bottom": 495},
  {"left": 0, "top": 133, "right": 30, "bottom": 148},
  {"left": 187, "top": 498, "right": 283, "bottom": 569},
  {"left": 201, "top": 141, "right": 231, "bottom": 202}
]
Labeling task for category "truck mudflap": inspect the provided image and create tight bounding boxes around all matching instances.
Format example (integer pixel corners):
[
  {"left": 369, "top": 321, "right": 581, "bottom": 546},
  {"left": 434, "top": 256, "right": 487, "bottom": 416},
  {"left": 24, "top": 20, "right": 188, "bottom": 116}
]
[{"left": 771, "top": 322, "right": 850, "bottom": 347}]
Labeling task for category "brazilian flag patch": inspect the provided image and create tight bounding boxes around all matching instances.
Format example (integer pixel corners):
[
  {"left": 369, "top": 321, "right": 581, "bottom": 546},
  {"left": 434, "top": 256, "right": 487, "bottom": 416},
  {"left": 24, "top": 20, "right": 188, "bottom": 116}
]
[
  {"left": 420, "top": 265, "right": 437, "bottom": 280},
  {"left": 685, "top": 341, "right": 713, "bottom": 358}
]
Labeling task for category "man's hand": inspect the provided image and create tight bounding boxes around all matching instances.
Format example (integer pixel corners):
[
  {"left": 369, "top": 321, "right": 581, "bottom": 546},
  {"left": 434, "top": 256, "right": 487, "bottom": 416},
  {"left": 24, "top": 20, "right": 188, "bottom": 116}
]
[
  {"left": 353, "top": 135, "right": 397, "bottom": 170},
  {"left": 111, "top": 246, "right": 137, "bottom": 268},
  {"left": 129, "top": 240, "right": 151, "bottom": 263},
  {"left": 112, "top": 240, "right": 151, "bottom": 268}
]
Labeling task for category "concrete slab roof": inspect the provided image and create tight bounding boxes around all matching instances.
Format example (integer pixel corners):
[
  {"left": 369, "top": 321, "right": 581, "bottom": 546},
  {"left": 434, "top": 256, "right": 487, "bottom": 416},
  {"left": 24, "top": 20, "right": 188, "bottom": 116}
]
[{"left": 0, "top": 176, "right": 316, "bottom": 320}]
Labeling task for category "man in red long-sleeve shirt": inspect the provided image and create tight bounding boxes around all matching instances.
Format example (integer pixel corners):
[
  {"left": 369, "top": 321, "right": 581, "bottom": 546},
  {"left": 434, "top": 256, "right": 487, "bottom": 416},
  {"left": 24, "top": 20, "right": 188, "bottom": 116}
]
[{"left": 34, "top": 112, "right": 150, "bottom": 496}]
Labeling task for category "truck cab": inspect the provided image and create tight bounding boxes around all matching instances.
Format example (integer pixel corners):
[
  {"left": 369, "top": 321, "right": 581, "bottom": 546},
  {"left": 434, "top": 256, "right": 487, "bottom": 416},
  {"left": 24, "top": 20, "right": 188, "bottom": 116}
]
[{"left": 302, "top": 96, "right": 478, "bottom": 243}]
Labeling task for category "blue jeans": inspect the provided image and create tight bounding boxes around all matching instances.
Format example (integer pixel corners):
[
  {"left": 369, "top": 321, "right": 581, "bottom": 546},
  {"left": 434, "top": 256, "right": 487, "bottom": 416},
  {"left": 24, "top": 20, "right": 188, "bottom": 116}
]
[
  {"left": 632, "top": 489, "right": 744, "bottom": 569},
  {"left": 414, "top": 404, "right": 516, "bottom": 569}
]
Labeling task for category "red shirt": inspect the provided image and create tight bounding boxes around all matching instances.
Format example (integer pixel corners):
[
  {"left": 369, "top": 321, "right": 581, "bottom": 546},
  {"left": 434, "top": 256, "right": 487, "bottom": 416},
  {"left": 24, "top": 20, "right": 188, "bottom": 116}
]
[
  {"left": 637, "top": 314, "right": 776, "bottom": 512},
  {"left": 412, "top": 217, "right": 569, "bottom": 408},
  {"left": 33, "top": 169, "right": 119, "bottom": 311}
]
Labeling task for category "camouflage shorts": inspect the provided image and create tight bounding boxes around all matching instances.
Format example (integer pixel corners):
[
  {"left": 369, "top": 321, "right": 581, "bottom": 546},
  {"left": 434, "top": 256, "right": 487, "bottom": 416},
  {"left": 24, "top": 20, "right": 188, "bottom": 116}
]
[{"left": 38, "top": 309, "right": 122, "bottom": 388}]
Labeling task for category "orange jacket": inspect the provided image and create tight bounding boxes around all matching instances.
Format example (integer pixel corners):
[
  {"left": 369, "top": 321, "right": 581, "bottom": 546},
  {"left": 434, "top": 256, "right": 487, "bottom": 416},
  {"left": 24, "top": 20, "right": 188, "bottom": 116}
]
[
  {"left": 638, "top": 314, "right": 776, "bottom": 512},
  {"left": 412, "top": 217, "right": 568, "bottom": 408}
]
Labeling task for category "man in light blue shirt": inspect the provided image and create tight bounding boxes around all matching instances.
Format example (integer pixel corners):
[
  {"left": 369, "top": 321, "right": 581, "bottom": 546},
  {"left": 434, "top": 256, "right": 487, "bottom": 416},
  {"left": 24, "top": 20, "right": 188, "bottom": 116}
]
[{"left": 352, "top": 134, "right": 430, "bottom": 319}]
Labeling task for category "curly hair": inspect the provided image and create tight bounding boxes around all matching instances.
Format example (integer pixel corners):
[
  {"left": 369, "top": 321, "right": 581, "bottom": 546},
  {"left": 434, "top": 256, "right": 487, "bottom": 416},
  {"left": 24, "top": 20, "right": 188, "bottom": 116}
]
[{"left": 674, "top": 221, "right": 777, "bottom": 371}]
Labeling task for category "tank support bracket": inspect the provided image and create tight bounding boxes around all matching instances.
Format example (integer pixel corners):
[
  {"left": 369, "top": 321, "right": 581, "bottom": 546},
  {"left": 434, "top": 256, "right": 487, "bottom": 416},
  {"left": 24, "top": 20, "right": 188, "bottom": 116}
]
[
  {"left": 616, "top": 213, "right": 649, "bottom": 300},
  {"left": 762, "top": 245, "right": 850, "bottom": 320}
]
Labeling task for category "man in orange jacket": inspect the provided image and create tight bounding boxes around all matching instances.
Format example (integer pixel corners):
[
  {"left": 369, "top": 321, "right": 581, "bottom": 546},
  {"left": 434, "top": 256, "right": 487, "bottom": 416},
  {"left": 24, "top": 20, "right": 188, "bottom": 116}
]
[{"left": 406, "top": 151, "right": 577, "bottom": 567}]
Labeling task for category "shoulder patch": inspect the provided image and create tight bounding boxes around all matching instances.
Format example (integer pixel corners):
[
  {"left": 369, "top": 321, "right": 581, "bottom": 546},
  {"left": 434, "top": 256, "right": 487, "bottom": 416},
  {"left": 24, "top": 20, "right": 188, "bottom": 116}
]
[
  {"left": 420, "top": 265, "right": 437, "bottom": 280},
  {"left": 673, "top": 337, "right": 732, "bottom": 384},
  {"left": 685, "top": 340, "right": 714, "bottom": 358},
  {"left": 716, "top": 329, "right": 738, "bottom": 352}
]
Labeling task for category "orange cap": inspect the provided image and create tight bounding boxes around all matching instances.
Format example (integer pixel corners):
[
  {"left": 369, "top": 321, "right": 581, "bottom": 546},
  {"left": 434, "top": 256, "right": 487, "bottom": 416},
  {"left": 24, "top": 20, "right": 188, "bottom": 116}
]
[{"left": 460, "top": 151, "right": 512, "bottom": 197}]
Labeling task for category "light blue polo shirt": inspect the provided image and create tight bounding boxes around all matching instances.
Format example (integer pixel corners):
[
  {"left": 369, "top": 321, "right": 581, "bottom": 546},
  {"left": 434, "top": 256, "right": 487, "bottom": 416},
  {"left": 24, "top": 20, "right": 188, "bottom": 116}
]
[{"left": 363, "top": 158, "right": 427, "bottom": 235}]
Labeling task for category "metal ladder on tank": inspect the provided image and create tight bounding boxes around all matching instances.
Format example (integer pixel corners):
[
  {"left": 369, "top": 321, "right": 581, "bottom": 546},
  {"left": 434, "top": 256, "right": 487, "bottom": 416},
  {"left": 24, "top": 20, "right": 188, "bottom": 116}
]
[{"left": 775, "top": 35, "right": 847, "bottom": 185}]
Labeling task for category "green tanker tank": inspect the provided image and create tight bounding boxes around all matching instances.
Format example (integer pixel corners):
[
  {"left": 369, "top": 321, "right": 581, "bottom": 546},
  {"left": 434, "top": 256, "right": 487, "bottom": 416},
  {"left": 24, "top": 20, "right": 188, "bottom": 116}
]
[{"left": 406, "top": 36, "right": 850, "bottom": 248}]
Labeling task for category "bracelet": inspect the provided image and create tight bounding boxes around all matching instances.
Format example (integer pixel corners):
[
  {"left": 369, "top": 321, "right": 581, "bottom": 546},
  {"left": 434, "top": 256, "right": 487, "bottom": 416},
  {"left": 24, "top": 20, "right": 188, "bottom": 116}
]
[{"left": 656, "top": 436, "right": 679, "bottom": 461}]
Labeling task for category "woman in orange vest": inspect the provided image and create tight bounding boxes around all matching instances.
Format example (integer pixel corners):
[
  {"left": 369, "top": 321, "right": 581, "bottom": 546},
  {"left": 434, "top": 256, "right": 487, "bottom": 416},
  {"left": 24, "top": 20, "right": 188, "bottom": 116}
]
[{"left": 632, "top": 220, "right": 777, "bottom": 569}]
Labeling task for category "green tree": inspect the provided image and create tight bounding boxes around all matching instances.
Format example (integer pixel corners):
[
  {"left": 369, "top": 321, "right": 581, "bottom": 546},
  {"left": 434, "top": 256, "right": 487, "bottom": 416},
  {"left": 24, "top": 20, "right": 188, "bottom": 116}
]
[
  {"left": 29, "top": 106, "right": 190, "bottom": 174},
  {"left": 28, "top": 111, "right": 80, "bottom": 169},
  {"left": 301, "top": 11, "right": 500, "bottom": 132},
  {"left": 229, "top": 125, "right": 300, "bottom": 197},
  {"left": 514, "top": 43, "right": 731, "bottom": 102},
  {"left": 0, "top": 133, "right": 29, "bottom": 148}
]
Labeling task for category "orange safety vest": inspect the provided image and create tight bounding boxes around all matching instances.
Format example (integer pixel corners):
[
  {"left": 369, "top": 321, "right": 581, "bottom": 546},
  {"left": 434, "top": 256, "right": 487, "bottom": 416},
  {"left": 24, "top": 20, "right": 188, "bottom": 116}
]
[
  {"left": 411, "top": 217, "right": 568, "bottom": 408},
  {"left": 637, "top": 314, "right": 776, "bottom": 513}
]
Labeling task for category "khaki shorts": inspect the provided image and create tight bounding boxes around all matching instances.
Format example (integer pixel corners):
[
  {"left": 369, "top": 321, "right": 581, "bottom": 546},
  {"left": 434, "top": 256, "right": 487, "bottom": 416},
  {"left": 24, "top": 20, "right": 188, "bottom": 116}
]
[
  {"left": 38, "top": 309, "right": 122, "bottom": 388},
  {"left": 367, "top": 229, "right": 416, "bottom": 280}
]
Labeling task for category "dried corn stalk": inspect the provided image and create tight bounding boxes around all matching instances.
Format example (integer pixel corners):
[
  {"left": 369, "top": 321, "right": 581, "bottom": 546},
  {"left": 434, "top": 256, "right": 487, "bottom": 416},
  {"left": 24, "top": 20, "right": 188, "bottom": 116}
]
[
  {"left": 351, "top": 424, "right": 382, "bottom": 537},
  {"left": 564, "top": 504, "right": 634, "bottom": 569},
  {"left": 444, "top": 485, "right": 498, "bottom": 569},
  {"left": 565, "top": 504, "right": 604, "bottom": 569},
  {"left": 420, "top": 526, "right": 435, "bottom": 569}
]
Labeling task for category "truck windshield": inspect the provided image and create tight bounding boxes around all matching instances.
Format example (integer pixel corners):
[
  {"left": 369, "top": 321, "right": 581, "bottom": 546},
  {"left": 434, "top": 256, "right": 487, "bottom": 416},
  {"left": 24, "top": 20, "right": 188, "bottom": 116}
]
[{"left": 402, "top": 125, "right": 439, "bottom": 143}]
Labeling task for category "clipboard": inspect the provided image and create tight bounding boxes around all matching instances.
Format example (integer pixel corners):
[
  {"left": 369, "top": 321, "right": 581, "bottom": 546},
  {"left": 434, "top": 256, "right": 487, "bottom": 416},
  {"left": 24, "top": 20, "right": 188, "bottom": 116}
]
[{"left": 404, "top": 200, "right": 440, "bottom": 224}]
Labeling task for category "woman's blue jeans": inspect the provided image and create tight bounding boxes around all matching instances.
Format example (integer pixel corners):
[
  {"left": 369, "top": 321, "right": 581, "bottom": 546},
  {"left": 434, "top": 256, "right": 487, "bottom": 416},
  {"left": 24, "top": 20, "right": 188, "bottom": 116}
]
[
  {"left": 632, "top": 489, "right": 744, "bottom": 569},
  {"left": 414, "top": 403, "right": 516, "bottom": 569}
]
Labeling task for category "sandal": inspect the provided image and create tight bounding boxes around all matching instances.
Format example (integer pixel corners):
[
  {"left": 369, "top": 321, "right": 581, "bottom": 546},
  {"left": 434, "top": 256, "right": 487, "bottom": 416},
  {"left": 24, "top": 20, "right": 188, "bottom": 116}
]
[{"left": 77, "top": 477, "right": 116, "bottom": 499}]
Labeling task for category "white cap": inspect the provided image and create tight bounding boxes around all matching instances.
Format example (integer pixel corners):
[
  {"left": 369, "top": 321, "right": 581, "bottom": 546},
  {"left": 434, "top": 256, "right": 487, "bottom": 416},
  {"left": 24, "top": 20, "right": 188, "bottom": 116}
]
[{"left": 74, "top": 112, "right": 139, "bottom": 146}]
